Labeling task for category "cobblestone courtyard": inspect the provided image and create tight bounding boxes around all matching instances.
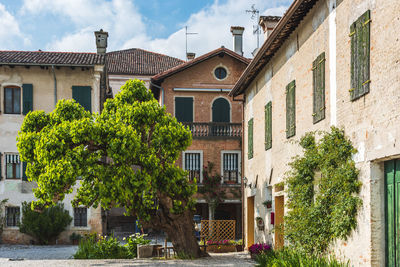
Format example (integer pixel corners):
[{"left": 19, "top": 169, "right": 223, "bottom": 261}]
[{"left": 0, "top": 245, "right": 254, "bottom": 267}]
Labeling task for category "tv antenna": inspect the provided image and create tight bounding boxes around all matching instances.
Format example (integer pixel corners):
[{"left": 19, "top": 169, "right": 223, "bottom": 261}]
[
  {"left": 185, "top": 26, "right": 198, "bottom": 61},
  {"left": 246, "top": 4, "right": 261, "bottom": 49}
]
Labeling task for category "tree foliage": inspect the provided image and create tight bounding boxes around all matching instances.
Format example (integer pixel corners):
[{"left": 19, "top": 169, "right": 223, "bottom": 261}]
[
  {"left": 17, "top": 80, "right": 202, "bottom": 256},
  {"left": 19, "top": 201, "right": 72, "bottom": 245},
  {"left": 284, "top": 127, "right": 362, "bottom": 255}
]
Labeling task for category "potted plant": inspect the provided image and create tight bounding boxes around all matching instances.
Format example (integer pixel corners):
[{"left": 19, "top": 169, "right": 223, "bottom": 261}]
[
  {"left": 235, "top": 239, "right": 243, "bottom": 252},
  {"left": 69, "top": 232, "right": 82, "bottom": 245},
  {"left": 248, "top": 243, "right": 272, "bottom": 259},
  {"left": 263, "top": 200, "right": 272, "bottom": 209}
]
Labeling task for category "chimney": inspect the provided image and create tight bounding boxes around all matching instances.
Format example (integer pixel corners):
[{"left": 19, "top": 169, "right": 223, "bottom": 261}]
[
  {"left": 94, "top": 29, "right": 108, "bottom": 55},
  {"left": 259, "top": 16, "right": 281, "bottom": 40},
  {"left": 186, "top": 52, "right": 196, "bottom": 61},
  {"left": 230, "top": 26, "right": 244, "bottom": 56}
]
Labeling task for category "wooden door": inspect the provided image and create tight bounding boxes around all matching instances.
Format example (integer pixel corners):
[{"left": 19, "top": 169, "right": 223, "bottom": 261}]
[
  {"left": 247, "top": 196, "right": 255, "bottom": 248},
  {"left": 385, "top": 159, "right": 400, "bottom": 266},
  {"left": 275, "top": 195, "right": 284, "bottom": 249}
]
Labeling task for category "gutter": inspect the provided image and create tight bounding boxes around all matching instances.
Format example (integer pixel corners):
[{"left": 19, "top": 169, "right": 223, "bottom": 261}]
[
  {"left": 51, "top": 65, "right": 57, "bottom": 107},
  {"left": 0, "top": 63, "right": 97, "bottom": 68}
]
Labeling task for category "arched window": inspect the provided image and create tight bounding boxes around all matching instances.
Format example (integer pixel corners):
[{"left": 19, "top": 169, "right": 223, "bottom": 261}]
[{"left": 212, "top": 98, "right": 230, "bottom": 122}]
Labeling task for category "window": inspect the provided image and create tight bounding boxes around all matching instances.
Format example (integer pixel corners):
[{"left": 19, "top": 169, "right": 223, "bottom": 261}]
[
  {"left": 74, "top": 207, "right": 87, "bottom": 227},
  {"left": 214, "top": 67, "right": 227, "bottom": 80},
  {"left": 175, "top": 97, "right": 193, "bottom": 122},
  {"left": 72, "top": 86, "right": 92, "bottom": 112},
  {"left": 286, "top": 80, "right": 296, "bottom": 138},
  {"left": 350, "top": 10, "right": 371, "bottom": 101},
  {"left": 265, "top": 101, "right": 272, "bottom": 150},
  {"left": 222, "top": 153, "right": 239, "bottom": 183},
  {"left": 183, "top": 152, "right": 201, "bottom": 182},
  {"left": 212, "top": 98, "right": 230, "bottom": 123},
  {"left": 312, "top": 53, "right": 326, "bottom": 123},
  {"left": 248, "top": 118, "right": 253, "bottom": 159},
  {"left": 6, "top": 154, "right": 21, "bottom": 179},
  {"left": 4, "top": 87, "right": 21, "bottom": 114},
  {"left": 6, "top": 207, "right": 20, "bottom": 227}
]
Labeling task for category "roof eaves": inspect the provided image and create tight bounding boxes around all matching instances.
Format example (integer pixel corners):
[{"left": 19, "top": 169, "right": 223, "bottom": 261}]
[{"left": 229, "top": 0, "right": 319, "bottom": 97}]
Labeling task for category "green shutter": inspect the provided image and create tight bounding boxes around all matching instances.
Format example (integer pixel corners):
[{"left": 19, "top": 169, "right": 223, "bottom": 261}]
[
  {"left": 286, "top": 81, "right": 296, "bottom": 138},
  {"left": 72, "top": 86, "right": 92, "bottom": 112},
  {"left": 175, "top": 97, "right": 193, "bottom": 122},
  {"left": 313, "top": 53, "right": 326, "bottom": 124},
  {"left": 350, "top": 10, "right": 371, "bottom": 101},
  {"left": 22, "top": 162, "right": 27, "bottom": 181},
  {"left": 212, "top": 98, "right": 230, "bottom": 122},
  {"left": 265, "top": 102, "right": 272, "bottom": 150},
  {"left": 248, "top": 118, "right": 253, "bottom": 159},
  {"left": 22, "top": 84, "right": 33, "bottom": 115}
]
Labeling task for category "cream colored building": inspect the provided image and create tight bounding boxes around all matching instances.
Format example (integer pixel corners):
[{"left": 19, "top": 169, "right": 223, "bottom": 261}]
[
  {"left": 0, "top": 47, "right": 106, "bottom": 243},
  {"left": 230, "top": 0, "right": 400, "bottom": 266}
]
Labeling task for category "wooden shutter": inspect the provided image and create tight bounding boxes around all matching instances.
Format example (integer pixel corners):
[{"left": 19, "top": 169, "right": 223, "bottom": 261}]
[
  {"left": 313, "top": 53, "right": 325, "bottom": 124},
  {"left": 265, "top": 101, "right": 272, "bottom": 150},
  {"left": 22, "top": 162, "right": 27, "bottom": 181},
  {"left": 350, "top": 10, "right": 371, "bottom": 101},
  {"left": 212, "top": 98, "right": 230, "bottom": 122},
  {"left": 175, "top": 97, "right": 193, "bottom": 122},
  {"left": 248, "top": 118, "right": 253, "bottom": 159},
  {"left": 286, "top": 81, "right": 296, "bottom": 138},
  {"left": 72, "top": 86, "right": 92, "bottom": 112},
  {"left": 22, "top": 84, "right": 33, "bottom": 115}
]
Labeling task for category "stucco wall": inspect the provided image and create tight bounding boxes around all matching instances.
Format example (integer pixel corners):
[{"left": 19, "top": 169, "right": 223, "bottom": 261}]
[
  {"left": 242, "top": 0, "right": 400, "bottom": 266},
  {"left": 0, "top": 65, "right": 103, "bottom": 243}
]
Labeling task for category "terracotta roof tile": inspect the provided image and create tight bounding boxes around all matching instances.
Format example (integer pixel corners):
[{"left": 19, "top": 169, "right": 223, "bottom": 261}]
[
  {"left": 106, "top": 48, "right": 185, "bottom": 75},
  {"left": 0, "top": 50, "right": 105, "bottom": 66}
]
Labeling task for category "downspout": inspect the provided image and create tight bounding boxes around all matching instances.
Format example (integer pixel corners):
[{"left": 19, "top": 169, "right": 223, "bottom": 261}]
[
  {"left": 233, "top": 94, "right": 245, "bottom": 246},
  {"left": 51, "top": 65, "right": 57, "bottom": 107},
  {"left": 150, "top": 81, "right": 164, "bottom": 106}
]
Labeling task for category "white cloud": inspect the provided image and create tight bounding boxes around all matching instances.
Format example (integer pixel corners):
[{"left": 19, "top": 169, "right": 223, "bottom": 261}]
[
  {"left": 21, "top": 0, "right": 289, "bottom": 58},
  {"left": 0, "top": 3, "right": 30, "bottom": 50}
]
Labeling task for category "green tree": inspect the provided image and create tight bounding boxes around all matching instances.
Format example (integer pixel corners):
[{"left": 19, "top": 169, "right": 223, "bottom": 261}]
[
  {"left": 19, "top": 202, "right": 72, "bottom": 245},
  {"left": 17, "top": 80, "right": 203, "bottom": 257}
]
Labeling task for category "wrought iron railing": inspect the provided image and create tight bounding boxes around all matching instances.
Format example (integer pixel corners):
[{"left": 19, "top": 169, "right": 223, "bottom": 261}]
[{"left": 182, "top": 122, "right": 242, "bottom": 138}]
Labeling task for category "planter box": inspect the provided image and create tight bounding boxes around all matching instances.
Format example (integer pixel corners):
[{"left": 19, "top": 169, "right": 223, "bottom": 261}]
[
  {"left": 137, "top": 245, "right": 155, "bottom": 258},
  {"left": 207, "top": 244, "right": 236, "bottom": 253}
]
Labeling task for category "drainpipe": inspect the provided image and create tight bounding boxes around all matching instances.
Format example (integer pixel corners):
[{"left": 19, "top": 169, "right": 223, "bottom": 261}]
[
  {"left": 150, "top": 81, "right": 164, "bottom": 106},
  {"left": 51, "top": 65, "right": 57, "bottom": 107},
  {"left": 233, "top": 94, "right": 245, "bottom": 246}
]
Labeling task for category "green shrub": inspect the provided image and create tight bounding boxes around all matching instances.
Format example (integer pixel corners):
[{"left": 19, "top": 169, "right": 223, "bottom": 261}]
[
  {"left": 255, "top": 249, "right": 349, "bottom": 267},
  {"left": 19, "top": 201, "right": 72, "bottom": 245},
  {"left": 74, "top": 233, "right": 129, "bottom": 259},
  {"left": 124, "top": 233, "right": 150, "bottom": 258}
]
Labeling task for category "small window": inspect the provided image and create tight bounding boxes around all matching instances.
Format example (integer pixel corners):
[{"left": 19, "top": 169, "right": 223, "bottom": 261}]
[
  {"left": 214, "top": 67, "right": 227, "bottom": 80},
  {"left": 184, "top": 152, "right": 201, "bottom": 182},
  {"left": 74, "top": 207, "right": 87, "bottom": 227},
  {"left": 4, "top": 87, "right": 21, "bottom": 114},
  {"left": 223, "top": 153, "right": 239, "bottom": 183},
  {"left": 6, "top": 207, "right": 20, "bottom": 227},
  {"left": 5, "top": 154, "right": 21, "bottom": 179}
]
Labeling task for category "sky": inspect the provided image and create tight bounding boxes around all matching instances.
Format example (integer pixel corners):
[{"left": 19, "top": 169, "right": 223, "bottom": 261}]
[{"left": 0, "top": 0, "right": 291, "bottom": 59}]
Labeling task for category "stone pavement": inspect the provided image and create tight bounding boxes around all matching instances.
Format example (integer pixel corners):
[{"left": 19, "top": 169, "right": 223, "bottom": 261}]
[{"left": 0, "top": 245, "right": 255, "bottom": 267}]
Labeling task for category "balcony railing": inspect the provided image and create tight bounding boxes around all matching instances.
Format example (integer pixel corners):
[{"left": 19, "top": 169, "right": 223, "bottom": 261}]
[{"left": 183, "top": 122, "right": 242, "bottom": 139}]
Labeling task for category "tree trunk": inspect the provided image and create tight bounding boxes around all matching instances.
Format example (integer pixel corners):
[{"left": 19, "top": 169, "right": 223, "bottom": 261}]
[{"left": 208, "top": 204, "right": 215, "bottom": 220}]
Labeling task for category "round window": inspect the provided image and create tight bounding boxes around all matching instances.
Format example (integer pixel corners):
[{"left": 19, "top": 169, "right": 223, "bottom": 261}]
[{"left": 214, "top": 67, "right": 227, "bottom": 80}]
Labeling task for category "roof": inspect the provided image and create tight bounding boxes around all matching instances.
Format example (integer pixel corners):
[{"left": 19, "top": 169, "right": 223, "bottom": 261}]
[
  {"left": 106, "top": 48, "right": 185, "bottom": 75},
  {"left": 0, "top": 51, "right": 105, "bottom": 66},
  {"left": 230, "top": 0, "right": 319, "bottom": 96},
  {"left": 151, "top": 47, "right": 250, "bottom": 83}
]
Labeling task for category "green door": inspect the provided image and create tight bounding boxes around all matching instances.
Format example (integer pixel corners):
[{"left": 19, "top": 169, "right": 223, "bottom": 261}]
[{"left": 385, "top": 159, "right": 400, "bottom": 266}]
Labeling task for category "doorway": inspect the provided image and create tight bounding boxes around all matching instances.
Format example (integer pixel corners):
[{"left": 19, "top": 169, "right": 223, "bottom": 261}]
[
  {"left": 274, "top": 195, "right": 284, "bottom": 249},
  {"left": 385, "top": 159, "right": 400, "bottom": 266},
  {"left": 247, "top": 196, "right": 255, "bottom": 248}
]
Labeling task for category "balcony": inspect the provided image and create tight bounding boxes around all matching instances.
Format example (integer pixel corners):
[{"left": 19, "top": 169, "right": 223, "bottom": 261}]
[{"left": 182, "top": 122, "right": 242, "bottom": 139}]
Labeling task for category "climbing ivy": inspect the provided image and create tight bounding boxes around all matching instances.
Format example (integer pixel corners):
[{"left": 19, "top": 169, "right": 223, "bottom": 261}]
[{"left": 284, "top": 127, "right": 362, "bottom": 255}]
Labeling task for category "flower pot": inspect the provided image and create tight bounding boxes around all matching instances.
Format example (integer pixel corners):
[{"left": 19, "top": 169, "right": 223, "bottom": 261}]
[
  {"left": 235, "top": 244, "right": 243, "bottom": 252},
  {"left": 207, "top": 244, "right": 236, "bottom": 253}
]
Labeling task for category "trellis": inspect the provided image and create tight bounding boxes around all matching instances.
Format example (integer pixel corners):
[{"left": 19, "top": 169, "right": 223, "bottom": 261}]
[{"left": 200, "top": 220, "right": 235, "bottom": 241}]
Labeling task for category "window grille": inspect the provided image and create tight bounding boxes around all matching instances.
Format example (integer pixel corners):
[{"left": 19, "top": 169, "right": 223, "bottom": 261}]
[
  {"left": 184, "top": 153, "right": 201, "bottom": 181},
  {"left": 6, "top": 207, "right": 20, "bottom": 227},
  {"left": 223, "top": 153, "right": 239, "bottom": 183},
  {"left": 74, "top": 207, "right": 87, "bottom": 227}
]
